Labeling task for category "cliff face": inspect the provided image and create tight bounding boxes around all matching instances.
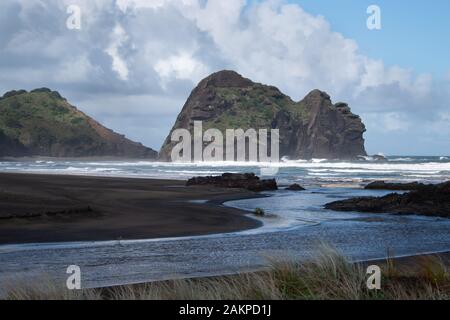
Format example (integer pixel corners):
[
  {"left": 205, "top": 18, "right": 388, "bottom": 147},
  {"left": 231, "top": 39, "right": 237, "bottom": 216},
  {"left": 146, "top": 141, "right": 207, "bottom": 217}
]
[
  {"left": 0, "top": 88, "right": 157, "bottom": 158},
  {"left": 290, "top": 90, "right": 367, "bottom": 159},
  {"left": 159, "top": 70, "right": 366, "bottom": 161}
]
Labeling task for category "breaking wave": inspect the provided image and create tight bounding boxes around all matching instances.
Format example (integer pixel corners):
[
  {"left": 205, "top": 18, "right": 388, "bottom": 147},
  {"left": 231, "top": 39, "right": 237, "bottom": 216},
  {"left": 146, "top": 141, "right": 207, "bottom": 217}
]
[{"left": 1, "top": 156, "right": 449, "bottom": 186}]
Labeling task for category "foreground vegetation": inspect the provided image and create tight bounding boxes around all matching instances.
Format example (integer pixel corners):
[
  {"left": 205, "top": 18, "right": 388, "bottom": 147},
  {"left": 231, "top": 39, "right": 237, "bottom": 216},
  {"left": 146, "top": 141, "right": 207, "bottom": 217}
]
[{"left": 4, "top": 246, "right": 449, "bottom": 300}]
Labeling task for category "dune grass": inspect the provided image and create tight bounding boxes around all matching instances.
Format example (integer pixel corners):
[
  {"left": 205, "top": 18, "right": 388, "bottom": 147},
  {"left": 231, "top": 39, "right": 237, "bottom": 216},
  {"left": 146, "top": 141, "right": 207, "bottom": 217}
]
[{"left": 3, "top": 245, "right": 449, "bottom": 300}]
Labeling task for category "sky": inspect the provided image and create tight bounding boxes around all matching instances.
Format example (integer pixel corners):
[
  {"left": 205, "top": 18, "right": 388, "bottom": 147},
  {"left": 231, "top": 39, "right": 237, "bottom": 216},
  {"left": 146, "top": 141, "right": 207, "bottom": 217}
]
[
  {"left": 0, "top": 0, "right": 449, "bottom": 156},
  {"left": 291, "top": 0, "right": 450, "bottom": 76}
]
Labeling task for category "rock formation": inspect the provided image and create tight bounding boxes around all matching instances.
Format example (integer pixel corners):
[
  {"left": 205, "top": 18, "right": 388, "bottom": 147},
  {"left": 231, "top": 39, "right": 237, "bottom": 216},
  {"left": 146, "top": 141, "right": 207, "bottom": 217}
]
[
  {"left": 186, "top": 173, "right": 278, "bottom": 192},
  {"left": 286, "top": 183, "right": 305, "bottom": 191},
  {"left": 325, "top": 181, "right": 450, "bottom": 218},
  {"left": 364, "top": 181, "right": 426, "bottom": 191},
  {"left": 0, "top": 88, "right": 157, "bottom": 158},
  {"left": 159, "top": 70, "right": 367, "bottom": 161}
]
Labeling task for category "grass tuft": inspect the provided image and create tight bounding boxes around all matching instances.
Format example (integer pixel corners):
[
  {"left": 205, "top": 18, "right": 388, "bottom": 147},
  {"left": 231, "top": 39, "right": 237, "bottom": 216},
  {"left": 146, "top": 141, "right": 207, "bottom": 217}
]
[{"left": 4, "top": 245, "right": 449, "bottom": 300}]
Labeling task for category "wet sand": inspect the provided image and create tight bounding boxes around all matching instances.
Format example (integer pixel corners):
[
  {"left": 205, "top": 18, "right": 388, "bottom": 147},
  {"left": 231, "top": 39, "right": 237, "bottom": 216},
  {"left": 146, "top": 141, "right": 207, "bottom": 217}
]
[{"left": 0, "top": 173, "right": 262, "bottom": 245}]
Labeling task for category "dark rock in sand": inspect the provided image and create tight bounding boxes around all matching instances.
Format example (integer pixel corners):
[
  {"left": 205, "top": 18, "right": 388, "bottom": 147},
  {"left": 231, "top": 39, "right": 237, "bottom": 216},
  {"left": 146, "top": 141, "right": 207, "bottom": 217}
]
[
  {"left": 186, "top": 173, "right": 278, "bottom": 192},
  {"left": 286, "top": 183, "right": 305, "bottom": 191},
  {"left": 325, "top": 181, "right": 450, "bottom": 218},
  {"left": 365, "top": 181, "right": 426, "bottom": 191}
]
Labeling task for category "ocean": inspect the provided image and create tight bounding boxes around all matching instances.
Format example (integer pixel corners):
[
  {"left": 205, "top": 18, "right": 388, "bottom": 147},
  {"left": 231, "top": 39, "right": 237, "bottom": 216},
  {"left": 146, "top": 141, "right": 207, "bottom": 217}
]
[
  {"left": 0, "top": 156, "right": 449, "bottom": 289},
  {"left": 1, "top": 155, "right": 449, "bottom": 185}
]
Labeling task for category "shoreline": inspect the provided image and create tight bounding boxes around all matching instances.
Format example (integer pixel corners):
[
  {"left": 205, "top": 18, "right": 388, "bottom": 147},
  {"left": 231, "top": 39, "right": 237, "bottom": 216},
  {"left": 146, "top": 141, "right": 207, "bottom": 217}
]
[
  {"left": 1, "top": 172, "right": 449, "bottom": 295},
  {"left": 0, "top": 172, "right": 264, "bottom": 245},
  {"left": 0, "top": 194, "right": 270, "bottom": 251}
]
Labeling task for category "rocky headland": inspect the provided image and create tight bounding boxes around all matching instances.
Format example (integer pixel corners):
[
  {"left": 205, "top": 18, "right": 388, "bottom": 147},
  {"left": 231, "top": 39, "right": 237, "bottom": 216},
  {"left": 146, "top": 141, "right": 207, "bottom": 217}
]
[
  {"left": 159, "top": 70, "right": 367, "bottom": 161},
  {"left": 325, "top": 181, "right": 450, "bottom": 218},
  {"left": 0, "top": 88, "right": 157, "bottom": 158}
]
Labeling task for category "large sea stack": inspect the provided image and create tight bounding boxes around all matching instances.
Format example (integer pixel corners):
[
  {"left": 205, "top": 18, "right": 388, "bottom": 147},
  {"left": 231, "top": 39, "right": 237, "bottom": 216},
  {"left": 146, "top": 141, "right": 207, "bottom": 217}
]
[
  {"left": 159, "top": 70, "right": 367, "bottom": 161},
  {"left": 0, "top": 88, "right": 157, "bottom": 158}
]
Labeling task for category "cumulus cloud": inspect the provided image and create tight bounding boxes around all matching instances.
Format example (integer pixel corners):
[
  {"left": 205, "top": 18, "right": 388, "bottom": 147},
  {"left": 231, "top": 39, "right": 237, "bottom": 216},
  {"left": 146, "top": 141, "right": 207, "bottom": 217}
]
[
  {"left": 105, "top": 24, "right": 130, "bottom": 81},
  {"left": 0, "top": 0, "right": 448, "bottom": 154},
  {"left": 155, "top": 52, "right": 209, "bottom": 87}
]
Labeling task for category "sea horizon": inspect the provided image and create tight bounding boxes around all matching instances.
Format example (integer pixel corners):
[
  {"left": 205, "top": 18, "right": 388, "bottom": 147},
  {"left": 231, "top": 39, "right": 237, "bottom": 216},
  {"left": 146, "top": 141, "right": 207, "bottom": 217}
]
[{"left": 1, "top": 155, "right": 449, "bottom": 184}]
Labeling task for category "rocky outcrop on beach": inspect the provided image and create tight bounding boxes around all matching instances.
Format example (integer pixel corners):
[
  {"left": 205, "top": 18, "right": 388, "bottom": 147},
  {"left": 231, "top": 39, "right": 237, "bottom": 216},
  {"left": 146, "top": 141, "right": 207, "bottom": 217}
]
[
  {"left": 159, "top": 70, "right": 367, "bottom": 161},
  {"left": 186, "top": 173, "right": 278, "bottom": 192},
  {"left": 372, "top": 154, "right": 388, "bottom": 162},
  {"left": 357, "top": 154, "right": 388, "bottom": 162},
  {"left": 0, "top": 88, "right": 157, "bottom": 158},
  {"left": 365, "top": 181, "right": 426, "bottom": 191},
  {"left": 325, "top": 181, "right": 450, "bottom": 218},
  {"left": 286, "top": 183, "right": 305, "bottom": 191}
]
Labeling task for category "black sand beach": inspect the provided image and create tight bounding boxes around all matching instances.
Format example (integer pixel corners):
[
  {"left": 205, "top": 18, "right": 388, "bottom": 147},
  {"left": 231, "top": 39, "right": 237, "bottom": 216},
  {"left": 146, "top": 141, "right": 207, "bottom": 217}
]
[{"left": 0, "top": 173, "right": 262, "bottom": 244}]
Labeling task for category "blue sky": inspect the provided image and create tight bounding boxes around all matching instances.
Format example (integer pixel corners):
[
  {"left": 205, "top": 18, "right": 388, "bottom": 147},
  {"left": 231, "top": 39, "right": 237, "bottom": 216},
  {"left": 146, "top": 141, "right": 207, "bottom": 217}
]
[
  {"left": 0, "top": 0, "right": 449, "bottom": 156},
  {"left": 289, "top": 0, "right": 450, "bottom": 77}
]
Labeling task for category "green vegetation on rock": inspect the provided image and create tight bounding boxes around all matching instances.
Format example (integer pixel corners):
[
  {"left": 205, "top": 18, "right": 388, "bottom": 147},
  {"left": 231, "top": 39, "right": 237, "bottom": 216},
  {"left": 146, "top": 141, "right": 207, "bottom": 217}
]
[
  {"left": 159, "top": 70, "right": 367, "bottom": 160},
  {"left": 0, "top": 89, "right": 157, "bottom": 158},
  {"left": 203, "top": 85, "right": 309, "bottom": 133}
]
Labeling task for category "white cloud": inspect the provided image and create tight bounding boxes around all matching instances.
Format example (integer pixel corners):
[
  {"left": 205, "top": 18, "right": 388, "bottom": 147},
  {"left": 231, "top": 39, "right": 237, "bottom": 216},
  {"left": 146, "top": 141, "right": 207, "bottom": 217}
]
[
  {"left": 105, "top": 24, "right": 130, "bottom": 81},
  {"left": 0, "top": 0, "right": 449, "bottom": 154},
  {"left": 186, "top": 0, "right": 364, "bottom": 98},
  {"left": 117, "top": 0, "right": 173, "bottom": 12},
  {"left": 155, "top": 52, "right": 209, "bottom": 85}
]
